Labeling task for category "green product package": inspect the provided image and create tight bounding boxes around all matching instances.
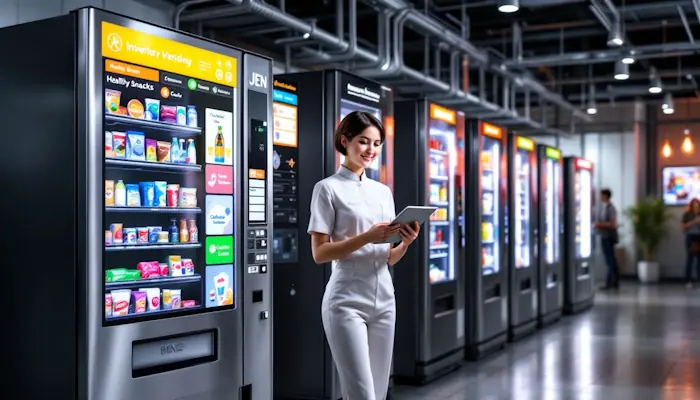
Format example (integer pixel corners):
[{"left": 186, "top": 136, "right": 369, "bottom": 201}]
[{"left": 105, "top": 268, "right": 141, "bottom": 282}]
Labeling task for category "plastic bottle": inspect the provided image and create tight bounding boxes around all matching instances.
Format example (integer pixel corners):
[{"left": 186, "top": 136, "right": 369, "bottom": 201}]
[
  {"left": 186, "top": 139, "right": 197, "bottom": 164},
  {"left": 169, "top": 218, "right": 179, "bottom": 243},
  {"left": 187, "top": 105, "right": 198, "bottom": 128},
  {"left": 179, "top": 139, "right": 187, "bottom": 163},
  {"left": 114, "top": 180, "right": 126, "bottom": 207},
  {"left": 188, "top": 219, "right": 199, "bottom": 243},
  {"left": 179, "top": 218, "right": 189, "bottom": 243},
  {"left": 170, "top": 137, "right": 180, "bottom": 164}
]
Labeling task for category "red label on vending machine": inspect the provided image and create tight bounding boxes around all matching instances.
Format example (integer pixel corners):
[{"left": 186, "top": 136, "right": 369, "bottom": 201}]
[{"left": 205, "top": 164, "right": 234, "bottom": 194}]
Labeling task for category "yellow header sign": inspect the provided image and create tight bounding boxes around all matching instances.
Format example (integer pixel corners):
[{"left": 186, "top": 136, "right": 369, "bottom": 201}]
[
  {"left": 516, "top": 136, "right": 535, "bottom": 151},
  {"left": 430, "top": 104, "right": 456, "bottom": 125},
  {"left": 101, "top": 22, "right": 237, "bottom": 87}
]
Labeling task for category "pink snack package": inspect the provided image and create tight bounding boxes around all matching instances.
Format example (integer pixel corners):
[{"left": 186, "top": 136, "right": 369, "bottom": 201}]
[
  {"left": 159, "top": 263, "right": 169, "bottom": 276},
  {"left": 137, "top": 261, "right": 161, "bottom": 279},
  {"left": 182, "top": 259, "right": 195, "bottom": 276},
  {"left": 131, "top": 291, "right": 147, "bottom": 313},
  {"left": 182, "top": 300, "right": 196, "bottom": 308}
]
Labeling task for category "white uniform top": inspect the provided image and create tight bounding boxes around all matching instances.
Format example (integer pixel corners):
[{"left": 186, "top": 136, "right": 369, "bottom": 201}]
[{"left": 307, "top": 165, "right": 396, "bottom": 267}]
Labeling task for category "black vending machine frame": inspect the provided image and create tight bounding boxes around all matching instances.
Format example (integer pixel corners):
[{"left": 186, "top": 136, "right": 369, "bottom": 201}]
[
  {"left": 272, "top": 69, "right": 393, "bottom": 400},
  {"left": 563, "top": 156, "right": 595, "bottom": 314},
  {"left": 464, "top": 120, "right": 508, "bottom": 360},
  {"left": 393, "top": 100, "right": 465, "bottom": 385},
  {"left": 506, "top": 135, "right": 538, "bottom": 341},
  {"left": 536, "top": 144, "right": 564, "bottom": 327}
]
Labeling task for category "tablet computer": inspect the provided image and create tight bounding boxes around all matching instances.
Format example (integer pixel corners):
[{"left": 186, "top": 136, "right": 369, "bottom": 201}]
[{"left": 376, "top": 206, "right": 438, "bottom": 244}]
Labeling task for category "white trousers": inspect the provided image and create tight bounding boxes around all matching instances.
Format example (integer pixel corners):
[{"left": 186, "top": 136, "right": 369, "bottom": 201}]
[{"left": 321, "top": 261, "right": 396, "bottom": 400}]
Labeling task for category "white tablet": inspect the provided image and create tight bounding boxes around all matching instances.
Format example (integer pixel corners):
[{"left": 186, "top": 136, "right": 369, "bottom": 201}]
[{"left": 376, "top": 206, "right": 438, "bottom": 244}]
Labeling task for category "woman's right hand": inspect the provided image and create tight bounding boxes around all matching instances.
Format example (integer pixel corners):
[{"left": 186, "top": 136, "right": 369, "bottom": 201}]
[{"left": 363, "top": 222, "right": 401, "bottom": 244}]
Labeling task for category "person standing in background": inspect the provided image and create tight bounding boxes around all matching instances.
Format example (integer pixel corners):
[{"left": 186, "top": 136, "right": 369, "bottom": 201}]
[
  {"left": 681, "top": 198, "right": 700, "bottom": 289},
  {"left": 594, "top": 188, "right": 620, "bottom": 290}
]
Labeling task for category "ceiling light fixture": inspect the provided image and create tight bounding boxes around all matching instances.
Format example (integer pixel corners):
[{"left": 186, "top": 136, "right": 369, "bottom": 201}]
[
  {"left": 614, "top": 60, "right": 629, "bottom": 80},
  {"left": 662, "top": 93, "right": 674, "bottom": 114},
  {"left": 649, "top": 78, "right": 663, "bottom": 94},
  {"left": 497, "top": 0, "right": 519, "bottom": 13},
  {"left": 661, "top": 139, "right": 672, "bottom": 158},
  {"left": 621, "top": 54, "right": 635, "bottom": 64},
  {"left": 607, "top": 21, "right": 624, "bottom": 47},
  {"left": 682, "top": 129, "right": 694, "bottom": 155}
]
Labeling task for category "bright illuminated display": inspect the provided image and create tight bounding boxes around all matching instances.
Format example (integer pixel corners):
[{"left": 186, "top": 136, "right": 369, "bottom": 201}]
[
  {"left": 481, "top": 132, "right": 501, "bottom": 276},
  {"left": 575, "top": 168, "right": 592, "bottom": 258},
  {"left": 513, "top": 143, "right": 531, "bottom": 269},
  {"left": 544, "top": 156, "right": 560, "bottom": 263}
]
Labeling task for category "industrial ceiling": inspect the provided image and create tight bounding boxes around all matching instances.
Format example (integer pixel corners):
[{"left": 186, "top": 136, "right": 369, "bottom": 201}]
[{"left": 168, "top": 0, "right": 698, "bottom": 136}]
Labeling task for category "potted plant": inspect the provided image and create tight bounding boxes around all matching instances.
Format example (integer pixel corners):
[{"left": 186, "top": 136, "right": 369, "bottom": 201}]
[{"left": 625, "top": 197, "right": 674, "bottom": 283}]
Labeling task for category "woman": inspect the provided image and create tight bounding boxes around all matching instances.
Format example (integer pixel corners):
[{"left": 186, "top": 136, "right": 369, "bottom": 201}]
[
  {"left": 307, "top": 111, "right": 420, "bottom": 400},
  {"left": 681, "top": 198, "right": 700, "bottom": 288}
]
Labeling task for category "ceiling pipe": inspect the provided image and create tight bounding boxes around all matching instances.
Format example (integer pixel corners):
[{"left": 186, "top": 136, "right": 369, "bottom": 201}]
[
  {"left": 173, "top": 0, "right": 218, "bottom": 30},
  {"left": 293, "top": 0, "right": 359, "bottom": 63}
]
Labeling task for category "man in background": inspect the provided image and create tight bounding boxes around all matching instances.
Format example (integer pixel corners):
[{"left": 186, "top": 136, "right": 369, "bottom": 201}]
[{"left": 594, "top": 188, "right": 620, "bottom": 290}]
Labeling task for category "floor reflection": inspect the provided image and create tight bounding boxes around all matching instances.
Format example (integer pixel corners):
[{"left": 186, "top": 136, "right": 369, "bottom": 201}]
[{"left": 391, "top": 283, "right": 700, "bottom": 400}]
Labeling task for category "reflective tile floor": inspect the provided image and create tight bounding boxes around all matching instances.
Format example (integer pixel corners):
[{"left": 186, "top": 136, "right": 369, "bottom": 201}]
[{"left": 392, "top": 283, "right": 700, "bottom": 400}]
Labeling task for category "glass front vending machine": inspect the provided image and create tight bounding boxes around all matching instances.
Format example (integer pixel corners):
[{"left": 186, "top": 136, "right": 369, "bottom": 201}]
[
  {"left": 1, "top": 8, "right": 273, "bottom": 399},
  {"left": 563, "top": 157, "right": 595, "bottom": 314},
  {"left": 506, "top": 136, "right": 538, "bottom": 341},
  {"left": 536, "top": 145, "right": 564, "bottom": 327},
  {"left": 464, "top": 121, "right": 509, "bottom": 360},
  {"left": 393, "top": 100, "right": 465, "bottom": 384},
  {"left": 271, "top": 69, "right": 394, "bottom": 399}
]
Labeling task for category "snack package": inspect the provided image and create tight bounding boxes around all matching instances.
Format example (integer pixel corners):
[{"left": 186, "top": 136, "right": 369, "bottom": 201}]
[
  {"left": 127, "top": 99, "right": 145, "bottom": 119},
  {"left": 109, "top": 223, "right": 123, "bottom": 244},
  {"left": 181, "top": 258, "right": 195, "bottom": 276},
  {"left": 105, "top": 89, "right": 121, "bottom": 114},
  {"left": 112, "top": 132, "right": 126, "bottom": 159},
  {"left": 137, "top": 261, "right": 161, "bottom": 279},
  {"left": 168, "top": 255, "right": 183, "bottom": 276},
  {"left": 171, "top": 289, "right": 182, "bottom": 309},
  {"left": 105, "top": 180, "right": 115, "bottom": 207},
  {"left": 148, "top": 226, "right": 161, "bottom": 243},
  {"left": 136, "top": 227, "right": 149, "bottom": 244},
  {"left": 126, "top": 184, "right": 141, "bottom": 207},
  {"left": 182, "top": 300, "right": 196, "bottom": 308},
  {"left": 105, "top": 268, "right": 142, "bottom": 282},
  {"left": 111, "top": 290, "right": 131, "bottom": 316},
  {"left": 167, "top": 184, "right": 180, "bottom": 207},
  {"left": 124, "top": 228, "right": 137, "bottom": 244},
  {"left": 156, "top": 141, "right": 171, "bottom": 163},
  {"left": 157, "top": 231, "right": 169, "bottom": 243},
  {"left": 105, "top": 131, "right": 114, "bottom": 157},
  {"left": 162, "top": 289, "right": 172, "bottom": 309},
  {"left": 126, "top": 131, "right": 146, "bottom": 161},
  {"left": 145, "top": 139, "right": 157, "bottom": 162},
  {"left": 154, "top": 181, "right": 167, "bottom": 207},
  {"left": 139, "top": 288, "right": 161, "bottom": 312},
  {"left": 105, "top": 230, "right": 113, "bottom": 246},
  {"left": 179, "top": 187, "right": 198, "bottom": 208},
  {"left": 145, "top": 98, "right": 160, "bottom": 121},
  {"left": 131, "top": 291, "right": 147, "bottom": 313},
  {"left": 139, "top": 182, "right": 155, "bottom": 207},
  {"left": 105, "top": 294, "right": 113, "bottom": 317},
  {"left": 160, "top": 105, "right": 177, "bottom": 124},
  {"left": 177, "top": 106, "right": 187, "bottom": 125}
]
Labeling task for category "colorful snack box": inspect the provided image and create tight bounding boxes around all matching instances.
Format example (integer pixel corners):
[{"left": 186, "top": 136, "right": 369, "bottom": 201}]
[
  {"left": 154, "top": 181, "right": 167, "bottom": 207},
  {"left": 137, "top": 261, "right": 161, "bottom": 279},
  {"left": 105, "top": 180, "right": 115, "bottom": 207},
  {"left": 181, "top": 258, "right": 195, "bottom": 276},
  {"left": 105, "top": 294, "right": 113, "bottom": 317},
  {"left": 109, "top": 223, "right": 123, "bottom": 244},
  {"left": 160, "top": 105, "right": 177, "bottom": 124},
  {"left": 105, "top": 230, "right": 113, "bottom": 246},
  {"left": 126, "top": 184, "right": 141, "bottom": 207},
  {"left": 182, "top": 300, "right": 196, "bottom": 308},
  {"left": 166, "top": 184, "right": 180, "bottom": 207},
  {"left": 105, "top": 131, "right": 114, "bottom": 157},
  {"left": 168, "top": 255, "right": 183, "bottom": 276},
  {"left": 145, "top": 139, "right": 157, "bottom": 162},
  {"left": 105, "top": 89, "right": 121, "bottom": 114},
  {"left": 124, "top": 228, "right": 137, "bottom": 244},
  {"left": 171, "top": 289, "right": 182, "bottom": 309},
  {"left": 139, "top": 182, "right": 155, "bottom": 207},
  {"left": 179, "top": 187, "right": 197, "bottom": 208},
  {"left": 148, "top": 226, "right": 161, "bottom": 243},
  {"left": 145, "top": 98, "right": 160, "bottom": 121},
  {"left": 126, "top": 131, "right": 146, "bottom": 161},
  {"left": 111, "top": 290, "right": 131, "bottom": 316},
  {"left": 131, "top": 291, "right": 147, "bottom": 313},
  {"left": 136, "top": 227, "right": 149, "bottom": 244},
  {"left": 159, "top": 263, "right": 169, "bottom": 276},
  {"left": 156, "top": 141, "right": 171, "bottom": 163},
  {"left": 162, "top": 289, "right": 172, "bottom": 310},
  {"left": 139, "top": 288, "right": 161, "bottom": 312},
  {"left": 157, "top": 231, "right": 169, "bottom": 243},
  {"left": 112, "top": 132, "right": 126, "bottom": 159}
]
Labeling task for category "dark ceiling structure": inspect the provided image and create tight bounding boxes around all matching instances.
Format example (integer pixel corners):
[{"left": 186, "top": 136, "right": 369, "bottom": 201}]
[{"left": 168, "top": 0, "right": 700, "bottom": 135}]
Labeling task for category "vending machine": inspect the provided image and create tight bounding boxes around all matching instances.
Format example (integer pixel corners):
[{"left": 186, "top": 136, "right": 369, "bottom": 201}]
[
  {"left": 563, "top": 157, "right": 595, "bottom": 314},
  {"left": 392, "top": 100, "right": 465, "bottom": 384},
  {"left": 506, "top": 136, "right": 538, "bottom": 341},
  {"left": 464, "top": 121, "right": 509, "bottom": 360},
  {"left": 1, "top": 8, "right": 273, "bottom": 399},
  {"left": 536, "top": 145, "right": 564, "bottom": 327},
  {"left": 272, "top": 70, "right": 394, "bottom": 399}
]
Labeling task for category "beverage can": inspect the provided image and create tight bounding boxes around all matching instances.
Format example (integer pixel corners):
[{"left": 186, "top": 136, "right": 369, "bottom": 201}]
[{"left": 166, "top": 184, "right": 180, "bottom": 207}]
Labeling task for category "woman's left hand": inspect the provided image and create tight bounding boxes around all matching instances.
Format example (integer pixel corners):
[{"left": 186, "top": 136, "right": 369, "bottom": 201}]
[{"left": 399, "top": 221, "right": 420, "bottom": 245}]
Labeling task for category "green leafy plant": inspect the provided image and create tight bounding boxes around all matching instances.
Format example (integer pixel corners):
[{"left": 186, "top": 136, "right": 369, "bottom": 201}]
[{"left": 624, "top": 197, "right": 674, "bottom": 262}]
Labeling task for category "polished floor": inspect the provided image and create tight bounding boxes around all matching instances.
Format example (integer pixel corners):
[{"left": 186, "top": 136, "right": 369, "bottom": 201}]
[{"left": 392, "top": 284, "right": 700, "bottom": 400}]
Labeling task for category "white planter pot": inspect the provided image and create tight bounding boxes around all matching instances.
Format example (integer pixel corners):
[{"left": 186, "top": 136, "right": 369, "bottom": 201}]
[{"left": 637, "top": 261, "right": 660, "bottom": 283}]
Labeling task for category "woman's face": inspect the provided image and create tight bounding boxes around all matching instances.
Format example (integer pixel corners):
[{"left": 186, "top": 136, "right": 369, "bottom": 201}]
[{"left": 342, "top": 126, "right": 382, "bottom": 170}]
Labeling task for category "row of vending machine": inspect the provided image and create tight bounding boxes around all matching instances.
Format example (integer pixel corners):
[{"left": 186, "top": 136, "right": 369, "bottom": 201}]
[
  {"left": 1, "top": 8, "right": 594, "bottom": 400},
  {"left": 271, "top": 71, "right": 596, "bottom": 398}
]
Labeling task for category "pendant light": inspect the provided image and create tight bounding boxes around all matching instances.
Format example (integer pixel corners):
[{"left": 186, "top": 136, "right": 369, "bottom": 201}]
[
  {"left": 682, "top": 129, "right": 694, "bottom": 155},
  {"left": 614, "top": 59, "right": 629, "bottom": 80},
  {"left": 498, "top": 0, "right": 519, "bottom": 13},
  {"left": 661, "top": 138, "right": 673, "bottom": 158},
  {"left": 662, "top": 93, "right": 674, "bottom": 114},
  {"left": 607, "top": 21, "right": 624, "bottom": 47}
]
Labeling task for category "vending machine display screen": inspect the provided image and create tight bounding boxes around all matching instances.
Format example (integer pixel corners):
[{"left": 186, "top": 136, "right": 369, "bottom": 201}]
[
  {"left": 544, "top": 157, "right": 560, "bottom": 263},
  {"left": 481, "top": 136, "right": 501, "bottom": 276},
  {"left": 513, "top": 148, "right": 531, "bottom": 269},
  {"left": 575, "top": 168, "right": 593, "bottom": 258},
  {"left": 101, "top": 21, "right": 237, "bottom": 324}
]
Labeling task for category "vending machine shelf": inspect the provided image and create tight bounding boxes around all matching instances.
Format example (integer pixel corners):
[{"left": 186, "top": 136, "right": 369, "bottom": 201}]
[
  {"left": 106, "top": 305, "right": 204, "bottom": 321},
  {"left": 106, "top": 274, "right": 202, "bottom": 289},
  {"left": 105, "top": 243, "right": 201, "bottom": 252},
  {"left": 105, "top": 113, "right": 202, "bottom": 134},
  {"left": 105, "top": 206, "right": 202, "bottom": 214},
  {"left": 105, "top": 158, "right": 203, "bottom": 172}
]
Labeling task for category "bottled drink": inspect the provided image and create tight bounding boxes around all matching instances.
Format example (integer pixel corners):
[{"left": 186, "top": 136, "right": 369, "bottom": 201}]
[
  {"left": 187, "top": 105, "right": 198, "bottom": 127},
  {"left": 169, "top": 218, "right": 179, "bottom": 243},
  {"left": 114, "top": 180, "right": 126, "bottom": 207},
  {"left": 186, "top": 139, "right": 197, "bottom": 164},
  {"left": 170, "top": 137, "right": 180, "bottom": 164},
  {"left": 178, "top": 138, "right": 187, "bottom": 163},
  {"left": 215, "top": 125, "right": 225, "bottom": 163},
  {"left": 179, "top": 218, "right": 189, "bottom": 243},
  {"left": 188, "top": 219, "right": 199, "bottom": 243}
]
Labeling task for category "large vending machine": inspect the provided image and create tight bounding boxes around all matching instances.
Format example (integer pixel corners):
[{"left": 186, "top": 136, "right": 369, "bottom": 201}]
[
  {"left": 506, "top": 136, "right": 538, "bottom": 341},
  {"left": 563, "top": 157, "right": 595, "bottom": 314},
  {"left": 1, "top": 8, "right": 273, "bottom": 399},
  {"left": 392, "top": 101, "right": 465, "bottom": 384},
  {"left": 272, "top": 70, "right": 394, "bottom": 399},
  {"left": 536, "top": 145, "right": 564, "bottom": 327},
  {"left": 464, "top": 121, "right": 509, "bottom": 360}
]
